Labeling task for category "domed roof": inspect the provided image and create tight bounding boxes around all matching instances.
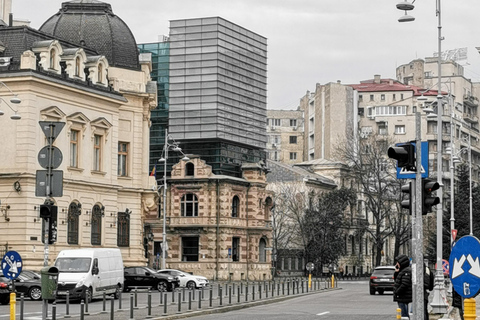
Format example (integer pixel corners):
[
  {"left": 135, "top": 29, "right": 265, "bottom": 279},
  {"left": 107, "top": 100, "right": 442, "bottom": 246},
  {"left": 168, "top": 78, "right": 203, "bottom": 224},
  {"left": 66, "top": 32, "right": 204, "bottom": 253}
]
[{"left": 39, "top": 0, "right": 140, "bottom": 70}]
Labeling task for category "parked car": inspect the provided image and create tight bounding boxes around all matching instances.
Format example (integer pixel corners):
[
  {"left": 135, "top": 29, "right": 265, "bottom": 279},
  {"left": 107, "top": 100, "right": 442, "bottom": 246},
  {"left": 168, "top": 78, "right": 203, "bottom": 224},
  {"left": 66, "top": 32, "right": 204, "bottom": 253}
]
[
  {"left": 369, "top": 266, "right": 395, "bottom": 295},
  {"left": 0, "top": 275, "right": 12, "bottom": 305},
  {"left": 124, "top": 267, "right": 179, "bottom": 292},
  {"left": 157, "top": 269, "right": 209, "bottom": 289},
  {"left": 14, "top": 270, "right": 42, "bottom": 301}
]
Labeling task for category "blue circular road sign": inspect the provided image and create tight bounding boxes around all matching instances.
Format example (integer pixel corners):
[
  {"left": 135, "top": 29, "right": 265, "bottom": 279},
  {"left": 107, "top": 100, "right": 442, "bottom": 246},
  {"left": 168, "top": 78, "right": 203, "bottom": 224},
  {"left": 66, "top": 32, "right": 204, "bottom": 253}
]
[
  {"left": 1, "top": 250, "right": 23, "bottom": 280},
  {"left": 449, "top": 235, "right": 480, "bottom": 298}
]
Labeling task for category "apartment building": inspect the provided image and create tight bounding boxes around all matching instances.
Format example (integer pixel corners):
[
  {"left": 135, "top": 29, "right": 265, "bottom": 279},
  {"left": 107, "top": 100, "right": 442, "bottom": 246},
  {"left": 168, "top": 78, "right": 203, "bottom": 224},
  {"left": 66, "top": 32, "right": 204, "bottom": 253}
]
[{"left": 266, "top": 109, "right": 305, "bottom": 164}]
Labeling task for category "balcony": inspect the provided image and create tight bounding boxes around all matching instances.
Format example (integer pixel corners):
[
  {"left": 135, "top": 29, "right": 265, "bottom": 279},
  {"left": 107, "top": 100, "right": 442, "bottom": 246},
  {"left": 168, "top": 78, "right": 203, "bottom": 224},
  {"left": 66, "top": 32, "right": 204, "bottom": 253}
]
[
  {"left": 463, "top": 112, "right": 479, "bottom": 124},
  {"left": 464, "top": 95, "right": 479, "bottom": 108}
]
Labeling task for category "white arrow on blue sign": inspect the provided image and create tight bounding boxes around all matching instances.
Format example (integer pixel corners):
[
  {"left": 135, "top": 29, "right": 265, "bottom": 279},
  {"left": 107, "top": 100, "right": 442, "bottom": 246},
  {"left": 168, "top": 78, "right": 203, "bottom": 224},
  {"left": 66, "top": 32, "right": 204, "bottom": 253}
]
[
  {"left": 1, "top": 250, "right": 23, "bottom": 280},
  {"left": 449, "top": 235, "right": 480, "bottom": 298}
]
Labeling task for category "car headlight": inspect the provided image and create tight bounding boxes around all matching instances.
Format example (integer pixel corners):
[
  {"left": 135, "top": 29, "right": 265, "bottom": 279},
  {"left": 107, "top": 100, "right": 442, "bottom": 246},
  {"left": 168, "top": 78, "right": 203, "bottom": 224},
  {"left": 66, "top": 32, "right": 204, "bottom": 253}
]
[{"left": 76, "top": 279, "right": 85, "bottom": 288}]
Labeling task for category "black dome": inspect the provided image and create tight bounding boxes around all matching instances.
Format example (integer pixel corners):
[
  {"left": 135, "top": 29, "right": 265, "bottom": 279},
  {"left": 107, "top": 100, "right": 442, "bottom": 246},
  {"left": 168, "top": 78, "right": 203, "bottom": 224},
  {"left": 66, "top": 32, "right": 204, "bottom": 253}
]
[{"left": 39, "top": 0, "right": 140, "bottom": 70}]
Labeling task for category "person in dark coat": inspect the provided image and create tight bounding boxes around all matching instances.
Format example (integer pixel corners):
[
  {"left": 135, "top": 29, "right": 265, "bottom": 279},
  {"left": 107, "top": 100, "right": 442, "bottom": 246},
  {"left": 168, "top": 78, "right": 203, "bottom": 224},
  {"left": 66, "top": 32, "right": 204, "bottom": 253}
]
[
  {"left": 452, "top": 289, "right": 464, "bottom": 320},
  {"left": 423, "top": 263, "right": 434, "bottom": 320},
  {"left": 394, "top": 254, "right": 412, "bottom": 318}
]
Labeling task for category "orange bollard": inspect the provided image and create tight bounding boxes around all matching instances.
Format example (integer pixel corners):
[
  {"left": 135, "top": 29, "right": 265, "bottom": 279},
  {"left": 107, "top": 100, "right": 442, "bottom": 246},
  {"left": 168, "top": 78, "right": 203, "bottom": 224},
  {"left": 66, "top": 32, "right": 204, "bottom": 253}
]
[
  {"left": 464, "top": 298, "right": 476, "bottom": 320},
  {"left": 396, "top": 307, "right": 402, "bottom": 319},
  {"left": 10, "top": 292, "right": 15, "bottom": 320}
]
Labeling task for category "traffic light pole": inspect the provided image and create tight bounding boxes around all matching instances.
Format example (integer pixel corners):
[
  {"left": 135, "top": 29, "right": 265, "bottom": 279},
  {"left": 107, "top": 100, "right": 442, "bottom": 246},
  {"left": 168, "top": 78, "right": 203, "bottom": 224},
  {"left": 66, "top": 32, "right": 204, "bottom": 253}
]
[{"left": 413, "top": 112, "right": 424, "bottom": 320}]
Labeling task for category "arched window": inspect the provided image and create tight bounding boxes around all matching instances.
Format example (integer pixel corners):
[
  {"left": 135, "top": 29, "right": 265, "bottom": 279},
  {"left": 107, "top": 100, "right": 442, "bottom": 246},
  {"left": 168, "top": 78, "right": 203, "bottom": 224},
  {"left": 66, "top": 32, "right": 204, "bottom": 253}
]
[
  {"left": 181, "top": 194, "right": 198, "bottom": 217},
  {"left": 186, "top": 162, "right": 194, "bottom": 176},
  {"left": 264, "top": 197, "right": 273, "bottom": 220},
  {"left": 75, "top": 56, "right": 81, "bottom": 77},
  {"left": 49, "top": 49, "right": 56, "bottom": 70},
  {"left": 259, "top": 238, "right": 267, "bottom": 262},
  {"left": 98, "top": 63, "right": 103, "bottom": 83},
  {"left": 67, "top": 201, "right": 81, "bottom": 245},
  {"left": 231, "top": 196, "right": 239, "bottom": 218},
  {"left": 91, "top": 204, "right": 104, "bottom": 245},
  {"left": 117, "top": 210, "right": 130, "bottom": 247}
]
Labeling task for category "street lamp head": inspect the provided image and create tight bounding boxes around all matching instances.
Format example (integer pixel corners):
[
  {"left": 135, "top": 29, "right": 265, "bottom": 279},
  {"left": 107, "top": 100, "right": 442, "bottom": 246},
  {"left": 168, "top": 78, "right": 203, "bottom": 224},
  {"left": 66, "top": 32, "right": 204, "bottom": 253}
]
[
  {"left": 417, "top": 95, "right": 428, "bottom": 101},
  {"left": 172, "top": 146, "right": 182, "bottom": 152},
  {"left": 10, "top": 96, "right": 21, "bottom": 104},
  {"left": 158, "top": 157, "right": 166, "bottom": 163},
  {"left": 181, "top": 155, "right": 190, "bottom": 162},
  {"left": 423, "top": 106, "right": 434, "bottom": 114},
  {"left": 10, "top": 112, "right": 21, "bottom": 120},
  {"left": 396, "top": 0, "right": 415, "bottom": 11},
  {"left": 398, "top": 14, "right": 415, "bottom": 23}
]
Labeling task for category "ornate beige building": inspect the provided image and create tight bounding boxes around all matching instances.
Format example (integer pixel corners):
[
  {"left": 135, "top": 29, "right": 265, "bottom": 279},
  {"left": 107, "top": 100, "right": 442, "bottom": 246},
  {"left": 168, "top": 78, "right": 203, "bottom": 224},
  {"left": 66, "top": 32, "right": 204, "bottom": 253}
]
[
  {"left": 0, "top": 1, "right": 156, "bottom": 268},
  {"left": 144, "top": 156, "right": 273, "bottom": 281}
]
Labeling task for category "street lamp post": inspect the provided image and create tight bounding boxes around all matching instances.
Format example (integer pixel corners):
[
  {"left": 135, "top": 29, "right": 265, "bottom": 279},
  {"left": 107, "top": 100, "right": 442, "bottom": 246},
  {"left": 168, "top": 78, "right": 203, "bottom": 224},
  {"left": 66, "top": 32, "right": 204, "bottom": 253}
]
[
  {"left": 158, "top": 128, "right": 189, "bottom": 270},
  {"left": 396, "top": 0, "right": 448, "bottom": 314},
  {"left": 0, "top": 81, "right": 21, "bottom": 120}
]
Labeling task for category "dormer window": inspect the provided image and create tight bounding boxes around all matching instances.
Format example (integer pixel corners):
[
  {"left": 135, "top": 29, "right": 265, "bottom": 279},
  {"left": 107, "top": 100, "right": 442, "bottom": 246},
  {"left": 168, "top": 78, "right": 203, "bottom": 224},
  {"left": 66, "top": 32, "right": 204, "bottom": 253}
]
[
  {"left": 98, "top": 63, "right": 103, "bottom": 83},
  {"left": 50, "top": 49, "right": 56, "bottom": 70},
  {"left": 75, "top": 56, "right": 81, "bottom": 77}
]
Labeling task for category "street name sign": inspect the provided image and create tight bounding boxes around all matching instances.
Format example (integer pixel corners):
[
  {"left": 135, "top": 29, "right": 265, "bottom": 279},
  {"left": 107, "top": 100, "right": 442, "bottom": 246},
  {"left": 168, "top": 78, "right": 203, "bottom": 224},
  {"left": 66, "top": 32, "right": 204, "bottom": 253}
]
[{"left": 449, "top": 235, "right": 480, "bottom": 298}]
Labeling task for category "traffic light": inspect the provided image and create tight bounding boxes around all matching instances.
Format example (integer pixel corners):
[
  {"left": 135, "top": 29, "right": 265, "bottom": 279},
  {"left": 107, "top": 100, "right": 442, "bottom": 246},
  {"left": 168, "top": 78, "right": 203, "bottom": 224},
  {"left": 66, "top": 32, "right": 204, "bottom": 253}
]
[
  {"left": 39, "top": 204, "right": 57, "bottom": 219},
  {"left": 401, "top": 182, "right": 413, "bottom": 215},
  {"left": 422, "top": 179, "right": 440, "bottom": 215},
  {"left": 48, "top": 208, "right": 57, "bottom": 244},
  {"left": 388, "top": 143, "right": 416, "bottom": 170}
]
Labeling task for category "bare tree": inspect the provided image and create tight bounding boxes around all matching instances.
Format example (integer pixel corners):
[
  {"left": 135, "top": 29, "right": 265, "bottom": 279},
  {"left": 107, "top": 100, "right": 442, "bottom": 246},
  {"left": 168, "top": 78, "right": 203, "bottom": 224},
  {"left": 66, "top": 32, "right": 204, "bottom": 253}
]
[{"left": 334, "top": 132, "right": 411, "bottom": 266}]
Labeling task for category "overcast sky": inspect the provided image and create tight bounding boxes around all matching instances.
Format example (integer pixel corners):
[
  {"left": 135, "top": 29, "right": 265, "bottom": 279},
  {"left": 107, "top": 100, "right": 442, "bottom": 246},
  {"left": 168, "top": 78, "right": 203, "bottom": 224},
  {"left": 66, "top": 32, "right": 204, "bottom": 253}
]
[{"left": 12, "top": 0, "right": 480, "bottom": 110}]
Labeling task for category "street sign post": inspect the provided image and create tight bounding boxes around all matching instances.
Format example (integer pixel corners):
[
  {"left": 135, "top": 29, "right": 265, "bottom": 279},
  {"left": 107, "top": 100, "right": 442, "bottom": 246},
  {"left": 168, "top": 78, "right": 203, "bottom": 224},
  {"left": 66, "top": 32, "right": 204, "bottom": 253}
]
[
  {"left": 35, "top": 170, "right": 63, "bottom": 197},
  {"left": 449, "top": 235, "right": 480, "bottom": 298}
]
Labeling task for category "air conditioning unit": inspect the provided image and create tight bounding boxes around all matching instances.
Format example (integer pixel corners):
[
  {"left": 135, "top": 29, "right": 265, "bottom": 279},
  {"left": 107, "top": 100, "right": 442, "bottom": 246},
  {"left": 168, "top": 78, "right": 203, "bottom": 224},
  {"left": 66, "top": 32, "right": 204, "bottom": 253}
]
[{"left": 272, "top": 143, "right": 277, "bottom": 148}]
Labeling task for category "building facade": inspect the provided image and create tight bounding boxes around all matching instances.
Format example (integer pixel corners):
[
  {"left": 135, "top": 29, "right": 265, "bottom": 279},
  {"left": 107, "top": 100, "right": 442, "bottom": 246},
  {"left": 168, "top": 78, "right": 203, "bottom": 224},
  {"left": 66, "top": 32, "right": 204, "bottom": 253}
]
[
  {"left": 266, "top": 109, "right": 305, "bottom": 164},
  {"left": 140, "top": 17, "right": 268, "bottom": 178},
  {"left": 0, "top": 0, "right": 156, "bottom": 268}
]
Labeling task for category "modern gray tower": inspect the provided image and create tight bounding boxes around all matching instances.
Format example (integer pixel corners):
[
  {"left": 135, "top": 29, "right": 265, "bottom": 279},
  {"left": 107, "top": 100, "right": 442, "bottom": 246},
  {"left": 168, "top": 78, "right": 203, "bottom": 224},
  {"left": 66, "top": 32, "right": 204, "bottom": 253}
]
[{"left": 167, "top": 17, "right": 267, "bottom": 177}]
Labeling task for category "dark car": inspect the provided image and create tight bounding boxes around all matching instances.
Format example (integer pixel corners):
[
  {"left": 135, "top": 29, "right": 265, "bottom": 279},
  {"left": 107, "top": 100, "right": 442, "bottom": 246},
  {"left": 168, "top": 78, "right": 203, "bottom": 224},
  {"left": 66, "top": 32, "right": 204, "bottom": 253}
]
[
  {"left": 0, "top": 275, "right": 11, "bottom": 305},
  {"left": 13, "top": 270, "right": 42, "bottom": 301},
  {"left": 124, "top": 267, "right": 179, "bottom": 292},
  {"left": 369, "top": 266, "right": 395, "bottom": 295}
]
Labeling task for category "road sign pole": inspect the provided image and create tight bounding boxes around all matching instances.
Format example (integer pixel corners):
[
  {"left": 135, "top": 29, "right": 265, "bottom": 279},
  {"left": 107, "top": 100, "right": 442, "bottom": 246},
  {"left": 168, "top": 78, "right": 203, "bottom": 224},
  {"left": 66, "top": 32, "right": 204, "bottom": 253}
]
[{"left": 413, "top": 112, "right": 424, "bottom": 320}]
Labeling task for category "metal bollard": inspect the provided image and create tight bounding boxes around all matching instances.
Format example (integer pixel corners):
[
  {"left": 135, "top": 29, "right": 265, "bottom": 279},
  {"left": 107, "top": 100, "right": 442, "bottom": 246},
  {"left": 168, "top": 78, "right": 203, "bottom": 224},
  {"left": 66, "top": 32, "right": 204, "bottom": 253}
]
[
  {"left": 287, "top": 280, "right": 290, "bottom": 295},
  {"left": 20, "top": 293, "right": 24, "bottom": 320},
  {"left": 177, "top": 292, "right": 182, "bottom": 313},
  {"left": 229, "top": 286, "right": 232, "bottom": 305},
  {"left": 233, "top": 283, "right": 236, "bottom": 296},
  {"left": 159, "top": 289, "right": 163, "bottom": 306},
  {"left": 129, "top": 293, "right": 134, "bottom": 320},
  {"left": 163, "top": 293, "right": 168, "bottom": 316},
  {"left": 102, "top": 290, "right": 107, "bottom": 313},
  {"left": 80, "top": 300, "right": 85, "bottom": 320},
  {"left": 134, "top": 288, "right": 138, "bottom": 308},
  {"left": 110, "top": 297, "right": 115, "bottom": 320},
  {"left": 225, "top": 283, "right": 228, "bottom": 296},
  {"left": 188, "top": 291, "right": 192, "bottom": 311},
  {"left": 182, "top": 287, "right": 186, "bottom": 302},
  {"left": 147, "top": 290, "right": 152, "bottom": 318},
  {"left": 198, "top": 290, "right": 202, "bottom": 309},
  {"left": 85, "top": 291, "right": 90, "bottom": 315},
  {"left": 237, "top": 286, "right": 241, "bottom": 303},
  {"left": 172, "top": 288, "right": 175, "bottom": 304},
  {"left": 201, "top": 286, "right": 205, "bottom": 300},
  {"left": 119, "top": 290, "right": 122, "bottom": 310},
  {"left": 52, "top": 302, "right": 56, "bottom": 320},
  {"left": 219, "top": 287, "right": 223, "bottom": 306},
  {"left": 246, "top": 283, "right": 249, "bottom": 302},
  {"left": 259, "top": 283, "right": 262, "bottom": 299},
  {"left": 241, "top": 282, "right": 243, "bottom": 295},
  {"left": 266, "top": 282, "right": 269, "bottom": 298},
  {"left": 209, "top": 287, "right": 213, "bottom": 308},
  {"left": 252, "top": 283, "right": 255, "bottom": 301},
  {"left": 218, "top": 283, "right": 221, "bottom": 297},
  {"left": 282, "top": 281, "right": 285, "bottom": 295}
]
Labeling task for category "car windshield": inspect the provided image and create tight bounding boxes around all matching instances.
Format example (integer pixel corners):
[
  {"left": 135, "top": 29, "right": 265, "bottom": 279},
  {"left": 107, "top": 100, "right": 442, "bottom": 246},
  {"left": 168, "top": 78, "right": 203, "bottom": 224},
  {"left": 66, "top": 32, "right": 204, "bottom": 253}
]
[{"left": 55, "top": 258, "right": 92, "bottom": 272}]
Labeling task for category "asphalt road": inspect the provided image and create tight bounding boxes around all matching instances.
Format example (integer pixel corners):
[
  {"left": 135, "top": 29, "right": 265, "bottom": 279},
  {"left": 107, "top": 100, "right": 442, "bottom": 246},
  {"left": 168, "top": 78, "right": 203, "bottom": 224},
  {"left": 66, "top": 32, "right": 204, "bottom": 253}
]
[{"left": 186, "top": 281, "right": 398, "bottom": 320}]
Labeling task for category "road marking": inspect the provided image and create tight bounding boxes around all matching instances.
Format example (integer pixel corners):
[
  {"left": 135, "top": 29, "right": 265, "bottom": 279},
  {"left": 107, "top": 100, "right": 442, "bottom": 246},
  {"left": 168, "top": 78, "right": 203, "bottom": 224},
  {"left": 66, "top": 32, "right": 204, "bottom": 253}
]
[{"left": 317, "top": 311, "right": 330, "bottom": 316}]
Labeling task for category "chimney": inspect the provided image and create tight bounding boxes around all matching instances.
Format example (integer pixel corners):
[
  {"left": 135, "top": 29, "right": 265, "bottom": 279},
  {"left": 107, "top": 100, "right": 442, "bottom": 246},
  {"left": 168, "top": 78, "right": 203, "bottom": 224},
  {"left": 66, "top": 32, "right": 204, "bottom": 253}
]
[
  {"left": 389, "top": 79, "right": 393, "bottom": 85},
  {"left": 374, "top": 75, "right": 381, "bottom": 84}
]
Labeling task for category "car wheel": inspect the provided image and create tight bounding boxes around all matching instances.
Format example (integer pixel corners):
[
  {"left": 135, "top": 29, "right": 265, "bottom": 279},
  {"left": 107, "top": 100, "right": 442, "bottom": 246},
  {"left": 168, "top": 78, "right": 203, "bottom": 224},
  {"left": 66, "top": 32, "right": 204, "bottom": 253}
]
[
  {"left": 378, "top": 289, "right": 384, "bottom": 295},
  {"left": 369, "top": 288, "right": 375, "bottom": 295},
  {"left": 157, "top": 281, "right": 168, "bottom": 292},
  {"left": 186, "top": 281, "right": 196, "bottom": 290},
  {"left": 28, "top": 286, "right": 42, "bottom": 301},
  {"left": 114, "top": 285, "right": 121, "bottom": 299}
]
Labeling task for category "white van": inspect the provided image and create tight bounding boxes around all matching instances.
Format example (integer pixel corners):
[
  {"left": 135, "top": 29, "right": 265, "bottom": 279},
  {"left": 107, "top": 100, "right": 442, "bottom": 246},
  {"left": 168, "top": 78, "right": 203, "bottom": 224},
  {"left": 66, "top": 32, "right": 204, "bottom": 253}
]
[{"left": 54, "top": 248, "right": 124, "bottom": 301}]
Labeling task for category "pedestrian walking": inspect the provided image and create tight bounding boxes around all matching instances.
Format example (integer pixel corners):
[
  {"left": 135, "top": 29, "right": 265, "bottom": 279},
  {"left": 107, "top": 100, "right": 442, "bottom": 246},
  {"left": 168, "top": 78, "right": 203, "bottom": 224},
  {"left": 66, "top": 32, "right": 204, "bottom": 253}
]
[
  {"left": 423, "top": 263, "right": 434, "bottom": 320},
  {"left": 393, "top": 254, "right": 412, "bottom": 319}
]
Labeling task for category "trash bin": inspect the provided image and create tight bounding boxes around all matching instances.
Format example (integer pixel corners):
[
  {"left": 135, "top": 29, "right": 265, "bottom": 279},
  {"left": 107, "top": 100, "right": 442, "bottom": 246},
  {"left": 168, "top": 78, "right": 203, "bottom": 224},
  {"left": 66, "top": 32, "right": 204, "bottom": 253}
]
[{"left": 40, "top": 266, "right": 59, "bottom": 300}]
